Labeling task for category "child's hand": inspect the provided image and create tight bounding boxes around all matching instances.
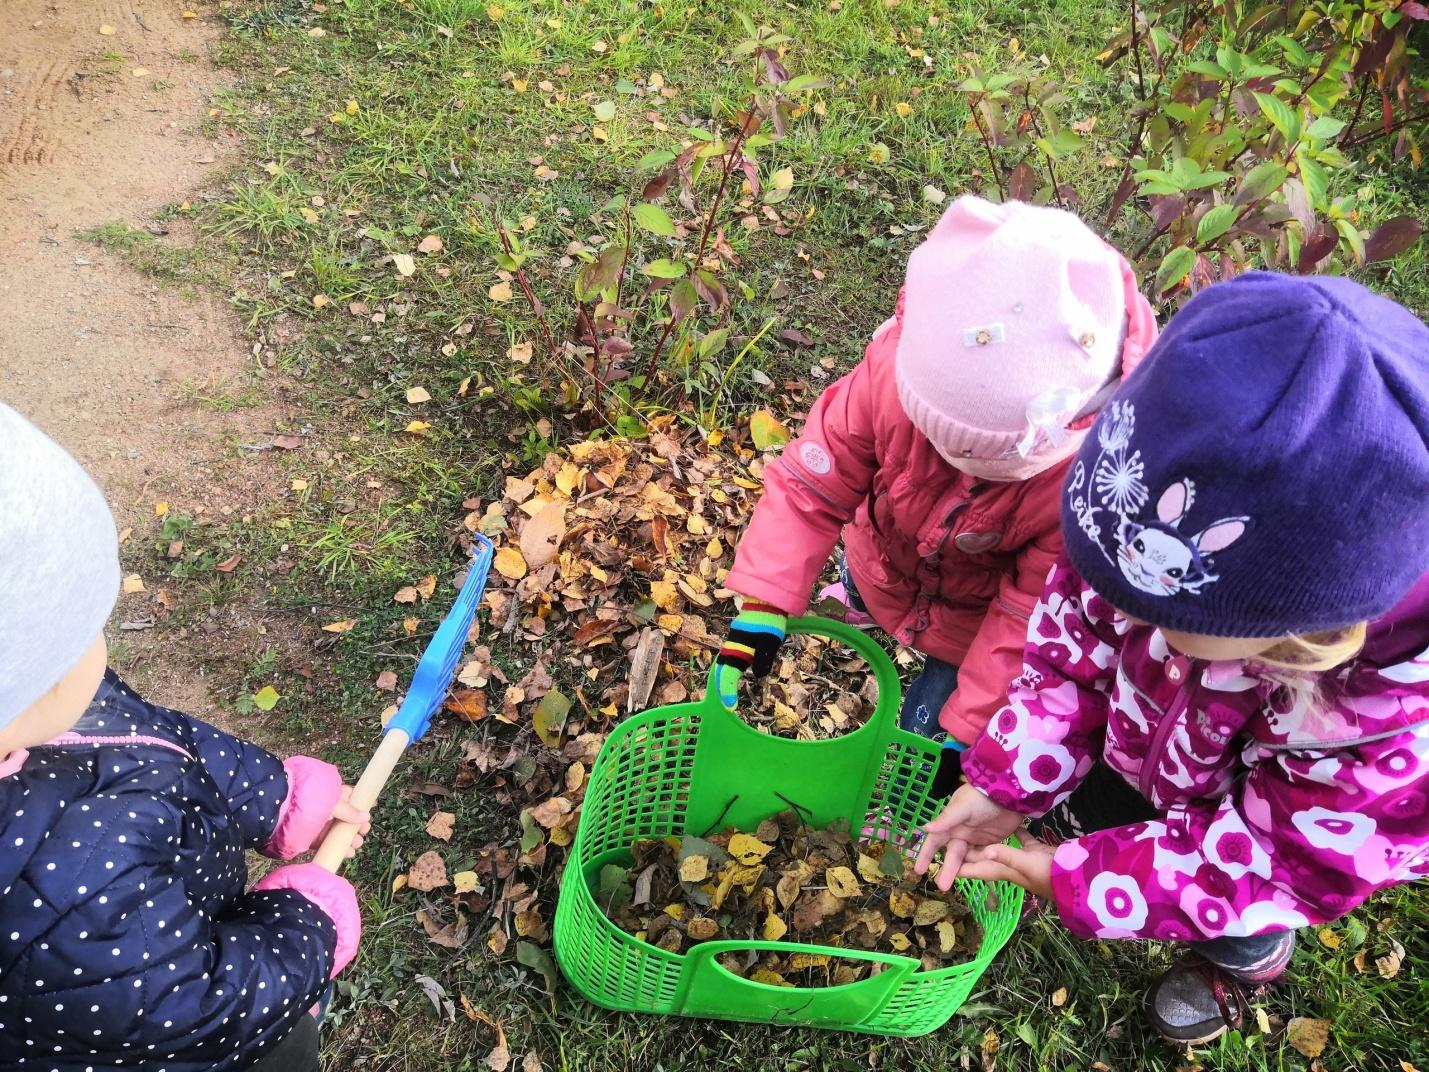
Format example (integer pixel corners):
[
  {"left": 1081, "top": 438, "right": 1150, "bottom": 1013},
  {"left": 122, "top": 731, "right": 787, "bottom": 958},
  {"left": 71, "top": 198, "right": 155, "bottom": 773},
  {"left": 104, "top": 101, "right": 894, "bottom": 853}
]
[
  {"left": 957, "top": 840, "right": 1055, "bottom": 900},
  {"left": 325, "top": 787, "right": 372, "bottom": 860},
  {"left": 713, "top": 601, "right": 788, "bottom": 711},
  {"left": 914, "top": 783, "right": 1024, "bottom": 892}
]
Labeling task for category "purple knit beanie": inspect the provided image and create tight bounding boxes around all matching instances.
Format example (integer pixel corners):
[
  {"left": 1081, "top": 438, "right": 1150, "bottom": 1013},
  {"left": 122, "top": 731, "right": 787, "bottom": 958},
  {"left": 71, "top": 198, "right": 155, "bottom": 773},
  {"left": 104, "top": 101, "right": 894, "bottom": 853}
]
[{"left": 1063, "top": 271, "right": 1429, "bottom": 637}]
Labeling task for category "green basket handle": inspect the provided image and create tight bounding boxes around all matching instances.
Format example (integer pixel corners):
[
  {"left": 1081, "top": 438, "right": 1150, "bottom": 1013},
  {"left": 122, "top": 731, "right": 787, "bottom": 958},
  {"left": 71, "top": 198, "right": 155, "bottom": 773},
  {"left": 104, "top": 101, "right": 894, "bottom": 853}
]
[
  {"left": 704, "top": 615, "right": 903, "bottom": 737},
  {"left": 675, "top": 938, "right": 917, "bottom": 1027}
]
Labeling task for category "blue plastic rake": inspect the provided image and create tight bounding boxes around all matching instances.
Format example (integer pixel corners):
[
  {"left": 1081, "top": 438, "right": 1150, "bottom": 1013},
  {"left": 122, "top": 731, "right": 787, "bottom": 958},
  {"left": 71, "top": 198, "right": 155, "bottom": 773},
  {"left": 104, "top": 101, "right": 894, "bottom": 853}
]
[{"left": 316, "top": 535, "right": 494, "bottom": 872}]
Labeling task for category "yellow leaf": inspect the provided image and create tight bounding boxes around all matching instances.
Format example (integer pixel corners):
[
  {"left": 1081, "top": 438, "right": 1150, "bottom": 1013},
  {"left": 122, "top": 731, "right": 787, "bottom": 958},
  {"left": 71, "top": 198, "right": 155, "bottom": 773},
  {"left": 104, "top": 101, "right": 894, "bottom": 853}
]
[
  {"left": 1317, "top": 926, "right": 1342, "bottom": 950},
  {"left": 392, "top": 873, "right": 408, "bottom": 894},
  {"left": 155, "top": 501, "right": 170, "bottom": 517},
  {"left": 300, "top": 207, "right": 320, "bottom": 223},
  {"left": 122, "top": 574, "right": 146, "bottom": 594},
  {"left": 489, "top": 280, "right": 514, "bottom": 302},
  {"left": 895, "top": 101, "right": 913, "bottom": 117},
  {"left": 329, "top": 112, "right": 345, "bottom": 124},
  {"left": 592, "top": 126, "right": 609, "bottom": 142},
  {"left": 307, "top": 26, "right": 326, "bottom": 36},
  {"left": 824, "top": 866, "right": 861, "bottom": 898},
  {"left": 1051, "top": 987, "right": 1068, "bottom": 1008},
  {"left": 486, "top": 2, "right": 505, "bottom": 18},
  {"left": 131, "top": 67, "right": 151, "bottom": 77},
  {"left": 888, "top": 932, "right": 912, "bottom": 952},
  {"left": 868, "top": 141, "right": 891, "bottom": 164},
  {"left": 345, "top": 99, "right": 359, "bottom": 115},
  {"left": 494, "top": 547, "right": 528, "bottom": 580},
  {"left": 663, "top": 903, "right": 685, "bottom": 921},
  {"left": 679, "top": 855, "right": 710, "bottom": 882},
  {"left": 749, "top": 409, "right": 791, "bottom": 450},
  {"left": 512, "top": 78, "right": 528, "bottom": 92},
  {"left": 99, "top": 23, "right": 116, "bottom": 35},
  {"left": 591, "top": 39, "right": 608, "bottom": 52},
  {"left": 750, "top": 969, "right": 790, "bottom": 986},
  {"left": 311, "top": 293, "right": 330, "bottom": 308},
  {"left": 404, "top": 420, "right": 431, "bottom": 434},
  {"left": 322, "top": 619, "right": 357, "bottom": 633},
  {"left": 1255, "top": 1007, "right": 1272, "bottom": 1034},
  {"left": 415, "top": 574, "right": 437, "bottom": 599},
  {"left": 1286, "top": 1017, "right": 1330, "bottom": 1059},
  {"left": 772, "top": 167, "right": 794, "bottom": 191},
  {"left": 762, "top": 914, "right": 788, "bottom": 941},
  {"left": 889, "top": 890, "right": 916, "bottom": 918},
  {"left": 406, "top": 386, "right": 432, "bottom": 404},
  {"left": 656, "top": 613, "right": 684, "bottom": 633},
  {"left": 727, "top": 833, "right": 773, "bottom": 864},
  {"left": 392, "top": 253, "right": 416, "bottom": 277},
  {"left": 181, "top": 10, "right": 197, "bottom": 17},
  {"left": 453, "top": 870, "right": 479, "bottom": 894}
]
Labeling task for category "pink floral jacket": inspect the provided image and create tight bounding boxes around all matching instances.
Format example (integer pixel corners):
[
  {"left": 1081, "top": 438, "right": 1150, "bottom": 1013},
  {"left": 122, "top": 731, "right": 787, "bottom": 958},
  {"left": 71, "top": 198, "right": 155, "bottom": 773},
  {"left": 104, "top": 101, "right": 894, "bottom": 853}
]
[{"left": 963, "top": 561, "right": 1429, "bottom": 941}]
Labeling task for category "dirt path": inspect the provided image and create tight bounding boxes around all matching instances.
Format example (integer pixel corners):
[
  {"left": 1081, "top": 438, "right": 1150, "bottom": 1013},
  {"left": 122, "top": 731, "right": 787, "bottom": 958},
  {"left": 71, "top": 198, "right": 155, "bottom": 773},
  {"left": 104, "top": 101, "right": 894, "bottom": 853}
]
[{"left": 0, "top": 0, "right": 284, "bottom": 718}]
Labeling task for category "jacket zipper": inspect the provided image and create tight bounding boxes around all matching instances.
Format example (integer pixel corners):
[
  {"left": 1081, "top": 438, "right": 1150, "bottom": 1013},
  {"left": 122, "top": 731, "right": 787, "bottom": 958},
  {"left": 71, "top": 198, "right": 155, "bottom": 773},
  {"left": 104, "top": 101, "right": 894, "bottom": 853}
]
[
  {"left": 42, "top": 732, "right": 196, "bottom": 763},
  {"left": 1136, "top": 682, "right": 1190, "bottom": 800}
]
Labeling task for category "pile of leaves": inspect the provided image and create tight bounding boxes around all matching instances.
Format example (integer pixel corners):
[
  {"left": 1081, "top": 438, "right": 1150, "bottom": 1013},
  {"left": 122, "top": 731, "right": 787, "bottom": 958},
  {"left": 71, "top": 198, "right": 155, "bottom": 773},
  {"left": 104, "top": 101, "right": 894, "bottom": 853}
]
[{"left": 597, "top": 810, "right": 983, "bottom": 987}]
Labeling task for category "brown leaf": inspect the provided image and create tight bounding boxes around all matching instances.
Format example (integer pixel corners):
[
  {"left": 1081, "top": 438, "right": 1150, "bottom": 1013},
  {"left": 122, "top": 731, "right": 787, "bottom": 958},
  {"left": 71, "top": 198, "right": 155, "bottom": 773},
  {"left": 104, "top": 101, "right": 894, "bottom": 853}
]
[
  {"left": 494, "top": 547, "right": 528, "bottom": 580},
  {"left": 1286, "top": 1017, "right": 1331, "bottom": 1059},
  {"left": 686, "top": 917, "right": 719, "bottom": 940},
  {"left": 393, "top": 585, "right": 419, "bottom": 604},
  {"left": 529, "top": 796, "right": 573, "bottom": 828},
  {"left": 415, "top": 573, "right": 438, "bottom": 599},
  {"left": 322, "top": 619, "right": 357, "bottom": 633},
  {"left": 519, "top": 500, "right": 567, "bottom": 569},
  {"left": 444, "top": 688, "right": 489, "bottom": 722},
  {"left": 522, "top": 1054, "right": 543, "bottom": 1072},
  {"left": 417, "top": 233, "right": 445, "bottom": 254},
  {"left": 407, "top": 850, "right": 448, "bottom": 892},
  {"left": 417, "top": 908, "right": 468, "bottom": 949},
  {"left": 215, "top": 554, "right": 242, "bottom": 573},
  {"left": 271, "top": 434, "right": 304, "bottom": 450},
  {"left": 426, "top": 811, "right": 456, "bottom": 841},
  {"left": 375, "top": 670, "right": 398, "bottom": 691}
]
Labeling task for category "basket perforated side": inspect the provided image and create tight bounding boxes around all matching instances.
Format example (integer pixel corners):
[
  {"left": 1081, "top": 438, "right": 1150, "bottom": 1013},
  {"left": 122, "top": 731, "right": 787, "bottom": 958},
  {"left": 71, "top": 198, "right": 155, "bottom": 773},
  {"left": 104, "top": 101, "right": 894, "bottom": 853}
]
[{"left": 556, "top": 708, "right": 703, "bottom": 1013}]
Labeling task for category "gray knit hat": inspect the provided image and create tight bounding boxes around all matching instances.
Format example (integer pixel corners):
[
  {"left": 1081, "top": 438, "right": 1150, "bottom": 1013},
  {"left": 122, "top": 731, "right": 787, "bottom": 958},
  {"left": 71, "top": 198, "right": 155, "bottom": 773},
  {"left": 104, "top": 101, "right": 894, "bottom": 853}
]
[{"left": 0, "top": 403, "right": 119, "bottom": 725}]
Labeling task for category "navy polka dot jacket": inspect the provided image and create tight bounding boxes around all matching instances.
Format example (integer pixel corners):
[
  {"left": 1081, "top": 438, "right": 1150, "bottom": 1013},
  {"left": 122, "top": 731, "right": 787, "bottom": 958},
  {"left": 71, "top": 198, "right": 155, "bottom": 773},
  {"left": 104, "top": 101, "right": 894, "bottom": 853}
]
[{"left": 0, "top": 671, "right": 338, "bottom": 1070}]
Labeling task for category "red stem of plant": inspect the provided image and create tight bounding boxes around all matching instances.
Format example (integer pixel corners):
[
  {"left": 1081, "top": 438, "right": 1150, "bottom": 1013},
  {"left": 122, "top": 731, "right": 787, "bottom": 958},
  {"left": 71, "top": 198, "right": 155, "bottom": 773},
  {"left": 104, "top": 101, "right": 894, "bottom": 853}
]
[
  {"left": 967, "top": 99, "right": 1006, "bottom": 201},
  {"left": 642, "top": 85, "right": 762, "bottom": 385},
  {"left": 1342, "top": 108, "right": 1429, "bottom": 149},
  {"left": 1022, "top": 88, "right": 1065, "bottom": 209}
]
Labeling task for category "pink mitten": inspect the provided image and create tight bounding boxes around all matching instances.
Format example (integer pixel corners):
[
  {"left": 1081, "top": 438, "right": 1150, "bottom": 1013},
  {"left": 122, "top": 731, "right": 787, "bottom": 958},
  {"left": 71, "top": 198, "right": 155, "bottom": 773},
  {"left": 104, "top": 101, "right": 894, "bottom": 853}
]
[
  {"left": 264, "top": 756, "right": 344, "bottom": 859},
  {"left": 255, "top": 862, "right": 361, "bottom": 976}
]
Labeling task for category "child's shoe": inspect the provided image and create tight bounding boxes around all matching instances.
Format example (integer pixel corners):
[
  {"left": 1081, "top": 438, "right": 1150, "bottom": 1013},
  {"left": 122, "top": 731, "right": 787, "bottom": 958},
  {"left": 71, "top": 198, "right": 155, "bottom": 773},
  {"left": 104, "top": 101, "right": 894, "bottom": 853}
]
[
  {"left": 1146, "top": 931, "right": 1296, "bottom": 1044},
  {"left": 815, "top": 582, "right": 877, "bottom": 629}
]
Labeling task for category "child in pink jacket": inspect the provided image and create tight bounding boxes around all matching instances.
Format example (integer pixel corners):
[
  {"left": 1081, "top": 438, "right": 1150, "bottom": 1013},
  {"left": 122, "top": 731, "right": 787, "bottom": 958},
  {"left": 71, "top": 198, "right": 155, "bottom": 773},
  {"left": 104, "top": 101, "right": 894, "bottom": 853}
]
[
  {"left": 718, "top": 195, "right": 1156, "bottom": 775},
  {"left": 916, "top": 272, "right": 1429, "bottom": 1043}
]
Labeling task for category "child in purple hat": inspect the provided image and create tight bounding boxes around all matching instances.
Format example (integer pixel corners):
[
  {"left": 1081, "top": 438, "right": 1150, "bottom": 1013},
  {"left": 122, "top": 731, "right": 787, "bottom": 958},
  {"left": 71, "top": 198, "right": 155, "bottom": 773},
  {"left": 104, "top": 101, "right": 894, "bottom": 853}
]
[{"left": 914, "top": 271, "right": 1429, "bottom": 1044}]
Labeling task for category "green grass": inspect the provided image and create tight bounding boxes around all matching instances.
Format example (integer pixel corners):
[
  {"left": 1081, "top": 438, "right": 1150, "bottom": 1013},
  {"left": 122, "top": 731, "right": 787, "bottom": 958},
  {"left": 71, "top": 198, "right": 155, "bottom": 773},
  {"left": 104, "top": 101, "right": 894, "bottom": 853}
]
[{"left": 94, "top": 0, "right": 1429, "bottom": 1068}]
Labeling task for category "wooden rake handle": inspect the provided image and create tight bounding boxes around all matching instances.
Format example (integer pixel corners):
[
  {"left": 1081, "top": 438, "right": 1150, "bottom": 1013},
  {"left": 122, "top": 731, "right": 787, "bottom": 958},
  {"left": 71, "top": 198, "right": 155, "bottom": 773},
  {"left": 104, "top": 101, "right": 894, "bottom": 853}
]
[{"left": 313, "top": 730, "right": 410, "bottom": 873}]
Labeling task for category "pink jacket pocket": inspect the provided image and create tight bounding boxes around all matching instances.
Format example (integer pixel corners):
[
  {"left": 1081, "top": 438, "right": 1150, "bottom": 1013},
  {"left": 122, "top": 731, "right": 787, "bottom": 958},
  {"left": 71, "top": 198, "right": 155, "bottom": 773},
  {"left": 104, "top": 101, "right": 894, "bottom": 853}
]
[
  {"left": 255, "top": 862, "right": 361, "bottom": 976},
  {"left": 264, "top": 756, "right": 343, "bottom": 859}
]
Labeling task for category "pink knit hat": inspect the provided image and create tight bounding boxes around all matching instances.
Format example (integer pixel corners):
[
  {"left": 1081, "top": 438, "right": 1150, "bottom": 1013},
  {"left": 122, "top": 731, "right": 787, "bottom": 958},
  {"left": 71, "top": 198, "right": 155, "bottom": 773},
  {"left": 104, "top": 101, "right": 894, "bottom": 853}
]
[{"left": 895, "top": 195, "right": 1156, "bottom": 480}]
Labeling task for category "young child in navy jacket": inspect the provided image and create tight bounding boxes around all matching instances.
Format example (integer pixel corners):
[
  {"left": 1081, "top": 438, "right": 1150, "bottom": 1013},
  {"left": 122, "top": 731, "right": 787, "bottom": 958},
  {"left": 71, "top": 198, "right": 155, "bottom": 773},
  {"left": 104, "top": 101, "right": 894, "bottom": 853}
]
[{"left": 0, "top": 402, "right": 368, "bottom": 1071}]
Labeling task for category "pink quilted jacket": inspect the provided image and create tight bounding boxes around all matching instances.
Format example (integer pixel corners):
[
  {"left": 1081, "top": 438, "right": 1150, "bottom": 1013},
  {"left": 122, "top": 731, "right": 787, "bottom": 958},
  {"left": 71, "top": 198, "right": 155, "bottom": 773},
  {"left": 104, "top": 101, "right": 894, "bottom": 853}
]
[
  {"left": 727, "top": 297, "right": 1158, "bottom": 744},
  {"left": 964, "top": 560, "right": 1429, "bottom": 941}
]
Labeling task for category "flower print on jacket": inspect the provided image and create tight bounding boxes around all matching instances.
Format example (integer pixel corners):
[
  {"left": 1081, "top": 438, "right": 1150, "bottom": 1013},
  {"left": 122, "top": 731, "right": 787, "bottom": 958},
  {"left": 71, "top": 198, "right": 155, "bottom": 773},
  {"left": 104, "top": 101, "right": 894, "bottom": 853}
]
[{"left": 1068, "top": 402, "right": 1248, "bottom": 597}]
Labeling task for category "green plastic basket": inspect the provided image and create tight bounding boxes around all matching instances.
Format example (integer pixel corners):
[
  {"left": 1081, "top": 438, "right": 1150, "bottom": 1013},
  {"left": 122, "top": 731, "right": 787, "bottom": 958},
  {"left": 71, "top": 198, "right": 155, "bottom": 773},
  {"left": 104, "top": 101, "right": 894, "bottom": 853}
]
[{"left": 553, "top": 616, "right": 1022, "bottom": 1036}]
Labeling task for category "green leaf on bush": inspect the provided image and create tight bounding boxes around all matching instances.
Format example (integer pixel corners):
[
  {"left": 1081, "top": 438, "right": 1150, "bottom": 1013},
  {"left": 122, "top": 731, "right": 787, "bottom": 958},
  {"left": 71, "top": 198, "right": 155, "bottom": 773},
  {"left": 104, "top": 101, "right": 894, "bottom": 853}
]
[
  {"left": 698, "top": 328, "right": 729, "bottom": 358},
  {"left": 636, "top": 150, "right": 676, "bottom": 171},
  {"left": 1155, "top": 246, "right": 1196, "bottom": 294},
  {"left": 252, "top": 686, "right": 280, "bottom": 711},
  {"left": 1186, "top": 60, "right": 1228, "bottom": 80},
  {"left": 1335, "top": 218, "right": 1367, "bottom": 265},
  {"left": 633, "top": 202, "right": 676, "bottom": 237},
  {"left": 1254, "top": 92, "right": 1302, "bottom": 143},
  {"left": 1305, "top": 116, "right": 1345, "bottom": 141},
  {"left": 1297, "top": 152, "right": 1330, "bottom": 207},
  {"left": 642, "top": 258, "right": 686, "bottom": 279},
  {"left": 783, "top": 74, "right": 830, "bottom": 93},
  {"left": 1034, "top": 130, "right": 1083, "bottom": 159},
  {"left": 1196, "top": 203, "right": 1240, "bottom": 245},
  {"left": 1236, "top": 161, "right": 1288, "bottom": 204}
]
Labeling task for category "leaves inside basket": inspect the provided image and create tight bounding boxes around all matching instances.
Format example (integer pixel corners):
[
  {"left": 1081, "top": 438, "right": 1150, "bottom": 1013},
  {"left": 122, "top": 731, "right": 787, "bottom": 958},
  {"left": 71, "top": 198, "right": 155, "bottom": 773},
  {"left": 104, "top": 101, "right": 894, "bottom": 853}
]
[{"left": 596, "top": 810, "right": 983, "bottom": 987}]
